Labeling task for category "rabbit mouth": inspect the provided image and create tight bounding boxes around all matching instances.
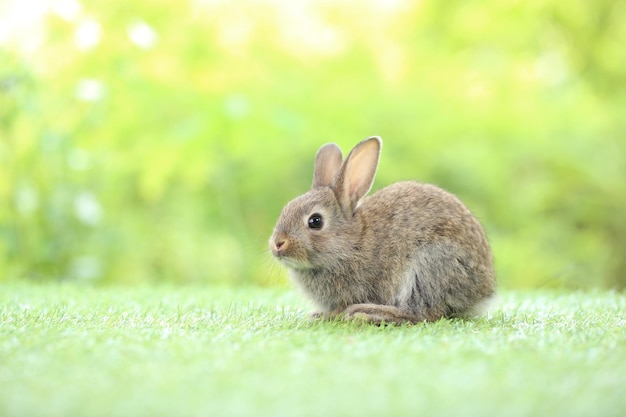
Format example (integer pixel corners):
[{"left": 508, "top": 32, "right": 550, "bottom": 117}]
[{"left": 276, "top": 255, "right": 314, "bottom": 270}]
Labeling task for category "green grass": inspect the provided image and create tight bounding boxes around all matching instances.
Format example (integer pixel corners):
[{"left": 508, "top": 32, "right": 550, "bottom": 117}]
[{"left": 1, "top": 283, "right": 624, "bottom": 417}]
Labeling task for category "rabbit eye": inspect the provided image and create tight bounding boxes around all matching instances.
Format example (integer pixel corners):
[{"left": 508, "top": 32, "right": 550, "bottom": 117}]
[{"left": 308, "top": 213, "right": 324, "bottom": 230}]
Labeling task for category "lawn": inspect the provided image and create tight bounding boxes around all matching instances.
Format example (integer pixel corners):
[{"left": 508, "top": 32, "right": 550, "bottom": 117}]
[{"left": 0, "top": 283, "right": 624, "bottom": 417}]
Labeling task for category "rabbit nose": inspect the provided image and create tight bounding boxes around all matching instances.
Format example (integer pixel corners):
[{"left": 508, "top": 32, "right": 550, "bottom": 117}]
[
  {"left": 275, "top": 239, "right": 288, "bottom": 251},
  {"left": 271, "top": 236, "right": 289, "bottom": 254}
]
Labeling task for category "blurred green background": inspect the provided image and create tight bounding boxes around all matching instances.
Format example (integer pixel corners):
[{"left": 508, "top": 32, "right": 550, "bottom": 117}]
[{"left": 1, "top": 0, "right": 624, "bottom": 289}]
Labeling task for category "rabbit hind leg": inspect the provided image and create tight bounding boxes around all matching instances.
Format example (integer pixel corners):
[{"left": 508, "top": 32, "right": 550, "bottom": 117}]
[{"left": 343, "top": 303, "right": 426, "bottom": 325}]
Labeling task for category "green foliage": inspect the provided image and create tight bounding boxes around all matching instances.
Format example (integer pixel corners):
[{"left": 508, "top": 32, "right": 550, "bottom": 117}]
[
  {"left": 1, "top": 283, "right": 625, "bottom": 417},
  {"left": 1, "top": 0, "right": 625, "bottom": 287}
]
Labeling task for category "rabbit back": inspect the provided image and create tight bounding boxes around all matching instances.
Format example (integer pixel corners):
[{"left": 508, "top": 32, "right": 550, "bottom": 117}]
[{"left": 356, "top": 180, "right": 494, "bottom": 319}]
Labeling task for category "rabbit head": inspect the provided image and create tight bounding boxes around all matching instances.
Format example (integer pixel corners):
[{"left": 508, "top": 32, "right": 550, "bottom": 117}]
[{"left": 269, "top": 137, "right": 381, "bottom": 271}]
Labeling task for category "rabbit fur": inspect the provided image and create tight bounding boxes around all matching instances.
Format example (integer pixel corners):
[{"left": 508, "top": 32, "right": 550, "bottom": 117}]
[{"left": 269, "top": 136, "right": 495, "bottom": 324}]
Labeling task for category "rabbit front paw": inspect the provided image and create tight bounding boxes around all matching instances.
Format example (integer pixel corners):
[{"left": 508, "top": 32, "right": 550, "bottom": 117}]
[{"left": 308, "top": 309, "right": 342, "bottom": 321}]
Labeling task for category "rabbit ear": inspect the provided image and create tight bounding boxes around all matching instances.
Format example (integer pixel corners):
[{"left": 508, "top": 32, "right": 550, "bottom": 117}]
[
  {"left": 313, "top": 143, "right": 343, "bottom": 188},
  {"left": 334, "top": 136, "right": 381, "bottom": 213}
]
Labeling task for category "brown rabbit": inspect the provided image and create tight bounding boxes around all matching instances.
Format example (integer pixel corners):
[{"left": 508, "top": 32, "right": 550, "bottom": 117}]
[{"left": 269, "top": 137, "right": 495, "bottom": 324}]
